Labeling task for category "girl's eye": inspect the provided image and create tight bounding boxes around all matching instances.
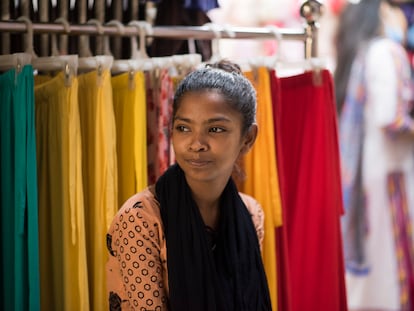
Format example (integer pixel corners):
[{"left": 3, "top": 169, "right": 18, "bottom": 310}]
[
  {"left": 210, "top": 127, "right": 225, "bottom": 133},
  {"left": 175, "top": 125, "right": 189, "bottom": 132}
]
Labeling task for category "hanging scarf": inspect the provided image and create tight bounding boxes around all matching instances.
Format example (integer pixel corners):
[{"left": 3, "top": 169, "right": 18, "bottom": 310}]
[{"left": 155, "top": 164, "right": 271, "bottom": 311}]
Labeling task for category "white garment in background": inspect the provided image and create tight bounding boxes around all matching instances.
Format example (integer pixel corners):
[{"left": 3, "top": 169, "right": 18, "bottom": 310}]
[{"left": 345, "top": 38, "right": 414, "bottom": 310}]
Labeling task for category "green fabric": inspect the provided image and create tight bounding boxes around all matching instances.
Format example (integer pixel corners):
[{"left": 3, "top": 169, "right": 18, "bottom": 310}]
[{"left": 0, "top": 65, "right": 40, "bottom": 311}]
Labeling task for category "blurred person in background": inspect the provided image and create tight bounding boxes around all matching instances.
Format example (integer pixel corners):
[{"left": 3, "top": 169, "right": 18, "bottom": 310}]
[{"left": 334, "top": 0, "right": 414, "bottom": 310}]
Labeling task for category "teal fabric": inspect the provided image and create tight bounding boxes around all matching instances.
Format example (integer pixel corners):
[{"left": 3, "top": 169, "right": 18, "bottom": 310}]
[{"left": 0, "top": 65, "right": 40, "bottom": 311}]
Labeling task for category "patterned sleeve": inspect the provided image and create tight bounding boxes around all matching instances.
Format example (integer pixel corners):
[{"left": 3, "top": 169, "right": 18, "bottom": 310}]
[
  {"left": 106, "top": 191, "right": 168, "bottom": 310},
  {"left": 239, "top": 192, "right": 265, "bottom": 251}
]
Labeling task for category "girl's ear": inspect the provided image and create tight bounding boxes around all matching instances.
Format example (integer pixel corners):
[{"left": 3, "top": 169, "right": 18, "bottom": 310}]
[{"left": 240, "top": 124, "right": 258, "bottom": 155}]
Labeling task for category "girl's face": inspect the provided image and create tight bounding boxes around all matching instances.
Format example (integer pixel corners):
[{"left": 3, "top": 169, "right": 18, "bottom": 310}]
[{"left": 172, "top": 90, "right": 257, "bottom": 185}]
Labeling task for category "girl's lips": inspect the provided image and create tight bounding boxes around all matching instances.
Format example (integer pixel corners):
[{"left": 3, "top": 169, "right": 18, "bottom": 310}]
[{"left": 186, "top": 159, "right": 211, "bottom": 167}]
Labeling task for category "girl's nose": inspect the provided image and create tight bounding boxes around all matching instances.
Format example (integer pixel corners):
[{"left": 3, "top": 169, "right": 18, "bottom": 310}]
[{"left": 188, "top": 133, "right": 208, "bottom": 152}]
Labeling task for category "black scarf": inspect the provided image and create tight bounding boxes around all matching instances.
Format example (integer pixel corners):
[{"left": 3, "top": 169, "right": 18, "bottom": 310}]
[{"left": 155, "top": 164, "right": 271, "bottom": 311}]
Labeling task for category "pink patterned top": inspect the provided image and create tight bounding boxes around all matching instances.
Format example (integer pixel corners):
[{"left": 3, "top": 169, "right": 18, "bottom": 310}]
[{"left": 106, "top": 187, "right": 265, "bottom": 310}]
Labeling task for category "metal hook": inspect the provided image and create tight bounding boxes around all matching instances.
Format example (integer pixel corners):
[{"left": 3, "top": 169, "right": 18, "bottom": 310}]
[
  {"left": 222, "top": 24, "right": 236, "bottom": 39},
  {"left": 103, "top": 20, "right": 125, "bottom": 56},
  {"left": 55, "top": 17, "right": 71, "bottom": 34},
  {"left": 203, "top": 23, "right": 222, "bottom": 63},
  {"left": 266, "top": 25, "right": 284, "bottom": 64},
  {"left": 16, "top": 16, "right": 37, "bottom": 57},
  {"left": 87, "top": 19, "right": 104, "bottom": 35},
  {"left": 51, "top": 17, "right": 71, "bottom": 56},
  {"left": 128, "top": 21, "right": 152, "bottom": 59}
]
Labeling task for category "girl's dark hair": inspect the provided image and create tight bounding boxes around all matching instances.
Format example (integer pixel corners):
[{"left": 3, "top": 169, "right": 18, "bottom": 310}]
[
  {"left": 173, "top": 59, "right": 257, "bottom": 133},
  {"left": 334, "top": 0, "right": 382, "bottom": 114}
]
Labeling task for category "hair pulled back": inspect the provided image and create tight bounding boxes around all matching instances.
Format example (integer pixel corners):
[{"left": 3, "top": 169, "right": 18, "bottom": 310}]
[{"left": 173, "top": 59, "right": 257, "bottom": 133}]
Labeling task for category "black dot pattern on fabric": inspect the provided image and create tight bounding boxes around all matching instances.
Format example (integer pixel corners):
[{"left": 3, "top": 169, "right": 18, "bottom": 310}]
[
  {"left": 107, "top": 198, "right": 167, "bottom": 310},
  {"left": 107, "top": 191, "right": 265, "bottom": 310}
]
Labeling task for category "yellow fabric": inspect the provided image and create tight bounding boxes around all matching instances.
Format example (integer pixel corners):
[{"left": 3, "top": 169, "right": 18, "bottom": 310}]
[
  {"left": 35, "top": 72, "right": 89, "bottom": 311},
  {"left": 78, "top": 69, "right": 118, "bottom": 311},
  {"left": 241, "top": 67, "right": 282, "bottom": 311},
  {"left": 112, "top": 71, "right": 148, "bottom": 206}
]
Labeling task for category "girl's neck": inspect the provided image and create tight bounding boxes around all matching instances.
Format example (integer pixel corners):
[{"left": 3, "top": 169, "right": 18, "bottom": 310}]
[{"left": 188, "top": 179, "right": 227, "bottom": 230}]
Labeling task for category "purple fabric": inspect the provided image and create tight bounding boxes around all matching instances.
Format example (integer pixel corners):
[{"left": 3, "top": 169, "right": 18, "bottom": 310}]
[{"left": 183, "top": 0, "right": 219, "bottom": 12}]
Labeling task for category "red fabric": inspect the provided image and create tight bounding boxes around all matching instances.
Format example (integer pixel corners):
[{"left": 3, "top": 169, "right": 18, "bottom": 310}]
[
  {"left": 269, "top": 70, "right": 292, "bottom": 311},
  {"left": 275, "top": 70, "right": 348, "bottom": 311},
  {"left": 328, "top": 0, "right": 346, "bottom": 15}
]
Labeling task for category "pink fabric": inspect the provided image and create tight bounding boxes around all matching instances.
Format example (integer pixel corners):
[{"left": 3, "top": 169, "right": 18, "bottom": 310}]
[{"left": 145, "top": 70, "right": 175, "bottom": 185}]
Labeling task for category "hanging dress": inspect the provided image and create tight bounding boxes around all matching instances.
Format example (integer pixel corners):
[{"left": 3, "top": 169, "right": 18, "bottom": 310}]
[
  {"left": 77, "top": 67, "right": 118, "bottom": 311},
  {"left": 35, "top": 71, "right": 89, "bottom": 311},
  {"left": 242, "top": 66, "right": 282, "bottom": 311},
  {"left": 0, "top": 64, "right": 40, "bottom": 311},
  {"left": 145, "top": 68, "right": 175, "bottom": 184},
  {"left": 277, "top": 69, "right": 347, "bottom": 311},
  {"left": 112, "top": 70, "right": 148, "bottom": 206},
  {"left": 269, "top": 69, "right": 292, "bottom": 311}
]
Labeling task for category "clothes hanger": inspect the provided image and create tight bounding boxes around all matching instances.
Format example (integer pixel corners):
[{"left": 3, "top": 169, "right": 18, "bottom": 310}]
[
  {"left": 111, "top": 21, "right": 195, "bottom": 76},
  {"left": 275, "top": 55, "right": 327, "bottom": 83},
  {"left": 16, "top": 16, "right": 38, "bottom": 58},
  {"left": 203, "top": 22, "right": 224, "bottom": 64},
  {"left": 77, "top": 18, "right": 114, "bottom": 86},
  {"left": 103, "top": 20, "right": 125, "bottom": 56},
  {"left": 128, "top": 20, "right": 152, "bottom": 60},
  {"left": 50, "top": 17, "right": 71, "bottom": 56},
  {"left": 111, "top": 20, "right": 154, "bottom": 75},
  {"left": 78, "top": 55, "right": 113, "bottom": 72},
  {"left": 239, "top": 25, "right": 284, "bottom": 72},
  {"left": 259, "top": 23, "right": 326, "bottom": 83},
  {"left": 169, "top": 53, "right": 202, "bottom": 76},
  {"left": 32, "top": 55, "right": 79, "bottom": 87},
  {"left": 0, "top": 53, "right": 32, "bottom": 73},
  {"left": 111, "top": 20, "right": 201, "bottom": 83},
  {"left": 78, "top": 54, "right": 114, "bottom": 88},
  {"left": 25, "top": 16, "right": 78, "bottom": 87},
  {"left": 0, "top": 17, "right": 34, "bottom": 72}
]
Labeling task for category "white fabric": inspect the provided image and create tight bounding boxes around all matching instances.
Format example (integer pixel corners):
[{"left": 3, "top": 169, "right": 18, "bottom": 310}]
[{"left": 345, "top": 38, "right": 414, "bottom": 310}]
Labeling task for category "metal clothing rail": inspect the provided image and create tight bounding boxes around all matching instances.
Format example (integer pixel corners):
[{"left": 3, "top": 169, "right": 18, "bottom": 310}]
[{"left": 0, "top": 0, "right": 323, "bottom": 58}]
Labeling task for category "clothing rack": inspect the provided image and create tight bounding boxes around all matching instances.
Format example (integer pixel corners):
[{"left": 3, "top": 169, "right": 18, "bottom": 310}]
[{"left": 0, "top": 1, "right": 322, "bottom": 59}]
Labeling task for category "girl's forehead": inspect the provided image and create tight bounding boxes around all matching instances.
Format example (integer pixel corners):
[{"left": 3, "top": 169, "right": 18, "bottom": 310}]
[
  {"left": 175, "top": 92, "right": 242, "bottom": 120},
  {"left": 181, "top": 89, "right": 224, "bottom": 99},
  {"left": 177, "top": 90, "right": 232, "bottom": 109},
  {"left": 178, "top": 91, "right": 232, "bottom": 109}
]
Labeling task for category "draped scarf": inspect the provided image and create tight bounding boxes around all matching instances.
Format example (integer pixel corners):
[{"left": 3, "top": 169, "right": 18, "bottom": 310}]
[{"left": 155, "top": 164, "right": 271, "bottom": 311}]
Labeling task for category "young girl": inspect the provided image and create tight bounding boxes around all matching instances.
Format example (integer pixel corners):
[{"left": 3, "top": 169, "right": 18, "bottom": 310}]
[{"left": 106, "top": 60, "right": 271, "bottom": 310}]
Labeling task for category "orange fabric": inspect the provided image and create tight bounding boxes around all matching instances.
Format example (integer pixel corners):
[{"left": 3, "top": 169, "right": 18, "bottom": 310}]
[{"left": 241, "top": 67, "right": 282, "bottom": 311}]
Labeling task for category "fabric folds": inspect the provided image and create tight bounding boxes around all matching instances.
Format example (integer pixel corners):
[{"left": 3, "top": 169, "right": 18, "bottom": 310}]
[
  {"left": 155, "top": 164, "right": 271, "bottom": 311},
  {"left": 112, "top": 70, "right": 148, "bottom": 206},
  {"left": 78, "top": 69, "right": 118, "bottom": 311},
  {"left": 0, "top": 65, "right": 41, "bottom": 311},
  {"left": 35, "top": 71, "right": 89, "bottom": 311},
  {"left": 276, "top": 69, "right": 347, "bottom": 311},
  {"left": 242, "top": 67, "right": 282, "bottom": 311}
]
